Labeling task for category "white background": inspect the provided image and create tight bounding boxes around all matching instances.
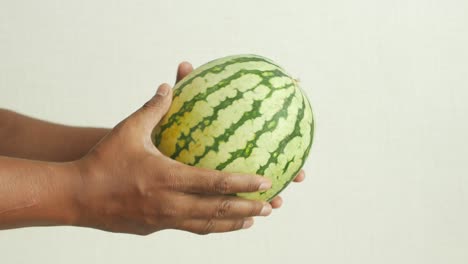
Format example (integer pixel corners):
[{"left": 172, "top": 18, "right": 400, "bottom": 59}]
[{"left": 1, "top": 0, "right": 467, "bottom": 263}]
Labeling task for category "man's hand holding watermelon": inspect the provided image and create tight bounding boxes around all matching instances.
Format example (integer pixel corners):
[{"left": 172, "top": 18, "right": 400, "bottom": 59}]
[{"left": 0, "top": 62, "right": 305, "bottom": 235}]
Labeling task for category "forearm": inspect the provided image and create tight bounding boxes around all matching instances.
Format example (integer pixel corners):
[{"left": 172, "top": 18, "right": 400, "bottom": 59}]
[
  {"left": 0, "top": 109, "right": 109, "bottom": 162},
  {"left": 0, "top": 156, "right": 80, "bottom": 229}
]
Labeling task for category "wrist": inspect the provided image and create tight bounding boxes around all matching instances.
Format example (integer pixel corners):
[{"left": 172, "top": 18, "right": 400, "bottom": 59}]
[
  {"left": 42, "top": 160, "right": 83, "bottom": 227},
  {"left": 66, "top": 157, "right": 101, "bottom": 229},
  {"left": 0, "top": 157, "right": 83, "bottom": 229}
]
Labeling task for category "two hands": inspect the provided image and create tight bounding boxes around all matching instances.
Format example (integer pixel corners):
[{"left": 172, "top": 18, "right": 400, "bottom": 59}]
[{"left": 0, "top": 62, "right": 305, "bottom": 235}]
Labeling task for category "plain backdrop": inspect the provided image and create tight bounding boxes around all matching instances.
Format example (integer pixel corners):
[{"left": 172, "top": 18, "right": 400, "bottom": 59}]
[{"left": 1, "top": 0, "right": 467, "bottom": 263}]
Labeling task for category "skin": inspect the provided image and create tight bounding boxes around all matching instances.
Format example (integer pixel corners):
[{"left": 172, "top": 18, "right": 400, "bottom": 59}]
[{"left": 0, "top": 62, "right": 305, "bottom": 235}]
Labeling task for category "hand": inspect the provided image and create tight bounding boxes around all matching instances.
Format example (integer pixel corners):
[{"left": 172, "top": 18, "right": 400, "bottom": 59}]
[
  {"left": 176, "top": 62, "right": 306, "bottom": 210},
  {"left": 0, "top": 63, "right": 305, "bottom": 233},
  {"left": 73, "top": 64, "right": 276, "bottom": 236},
  {"left": 72, "top": 62, "right": 306, "bottom": 236}
]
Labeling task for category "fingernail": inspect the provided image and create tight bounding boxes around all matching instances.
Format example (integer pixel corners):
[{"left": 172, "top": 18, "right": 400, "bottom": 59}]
[
  {"left": 242, "top": 218, "right": 254, "bottom": 229},
  {"left": 258, "top": 181, "right": 272, "bottom": 191},
  {"left": 156, "top": 84, "right": 169, "bottom": 96},
  {"left": 260, "top": 203, "right": 272, "bottom": 216}
]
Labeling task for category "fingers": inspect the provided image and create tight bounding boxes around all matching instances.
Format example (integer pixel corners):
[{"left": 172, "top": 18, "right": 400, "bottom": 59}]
[
  {"left": 293, "top": 169, "right": 305, "bottom": 182},
  {"left": 174, "top": 164, "right": 272, "bottom": 195},
  {"left": 176, "top": 61, "right": 193, "bottom": 84},
  {"left": 177, "top": 217, "right": 254, "bottom": 235},
  {"left": 270, "top": 196, "right": 283, "bottom": 209},
  {"left": 179, "top": 195, "right": 272, "bottom": 219},
  {"left": 130, "top": 83, "right": 173, "bottom": 135}
]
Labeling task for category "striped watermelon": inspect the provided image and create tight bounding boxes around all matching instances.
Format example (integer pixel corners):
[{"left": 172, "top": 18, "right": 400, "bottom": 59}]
[{"left": 152, "top": 54, "right": 314, "bottom": 201}]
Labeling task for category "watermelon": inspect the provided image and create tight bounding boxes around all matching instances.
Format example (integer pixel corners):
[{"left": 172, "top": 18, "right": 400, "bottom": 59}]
[{"left": 152, "top": 54, "right": 314, "bottom": 201}]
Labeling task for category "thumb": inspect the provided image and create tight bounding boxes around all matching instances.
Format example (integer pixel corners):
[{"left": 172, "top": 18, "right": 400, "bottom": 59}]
[{"left": 130, "top": 83, "right": 173, "bottom": 134}]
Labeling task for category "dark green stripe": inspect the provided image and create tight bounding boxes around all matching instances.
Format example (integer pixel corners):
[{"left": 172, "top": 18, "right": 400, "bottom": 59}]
[
  {"left": 173, "top": 56, "right": 284, "bottom": 98},
  {"left": 256, "top": 92, "right": 306, "bottom": 177},
  {"left": 154, "top": 69, "right": 288, "bottom": 146},
  {"left": 170, "top": 82, "right": 262, "bottom": 159},
  {"left": 187, "top": 83, "right": 294, "bottom": 166},
  {"left": 214, "top": 87, "right": 297, "bottom": 170},
  {"left": 188, "top": 100, "right": 262, "bottom": 166},
  {"left": 262, "top": 94, "right": 313, "bottom": 201},
  {"left": 170, "top": 72, "right": 290, "bottom": 159},
  {"left": 299, "top": 93, "right": 314, "bottom": 164},
  {"left": 282, "top": 157, "right": 296, "bottom": 174}
]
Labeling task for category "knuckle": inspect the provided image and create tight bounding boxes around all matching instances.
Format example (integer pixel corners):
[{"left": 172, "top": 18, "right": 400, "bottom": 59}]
[
  {"left": 165, "top": 165, "right": 184, "bottom": 191},
  {"left": 160, "top": 207, "right": 178, "bottom": 218},
  {"left": 231, "top": 220, "right": 244, "bottom": 231},
  {"left": 167, "top": 165, "right": 178, "bottom": 179},
  {"left": 136, "top": 180, "right": 152, "bottom": 200},
  {"left": 213, "top": 175, "right": 231, "bottom": 194},
  {"left": 215, "top": 199, "right": 232, "bottom": 218},
  {"left": 250, "top": 202, "right": 263, "bottom": 216},
  {"left": 155, "top": 198, "right": 179, "bottom": 219},
  {"left": 201, "top": 219, "right": 216, "bottom": 235},
  {"left": 247, "top": 179, "right": 259, "bottom": 192}
]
